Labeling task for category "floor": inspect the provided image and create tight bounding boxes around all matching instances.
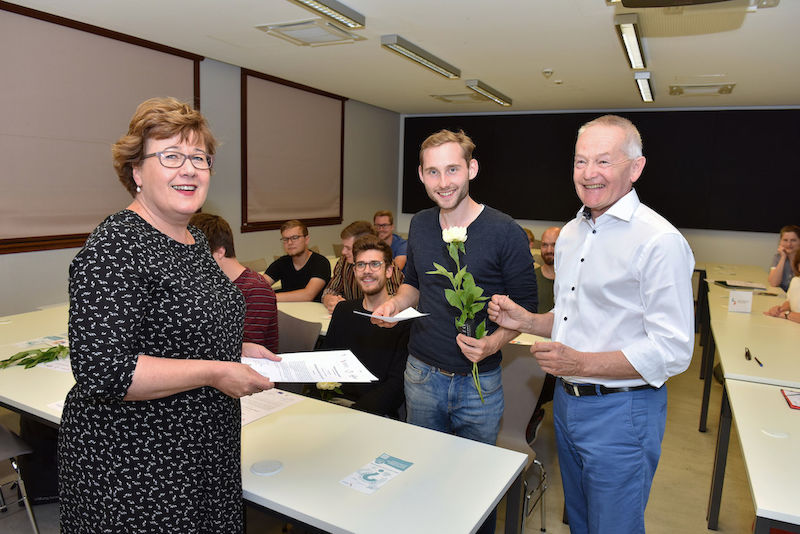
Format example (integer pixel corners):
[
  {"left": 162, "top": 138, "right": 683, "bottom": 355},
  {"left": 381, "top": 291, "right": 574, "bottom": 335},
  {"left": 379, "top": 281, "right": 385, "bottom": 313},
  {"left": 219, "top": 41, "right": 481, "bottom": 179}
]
[{"left": 1, "top": 338, "right": 757, "bottom": 533}]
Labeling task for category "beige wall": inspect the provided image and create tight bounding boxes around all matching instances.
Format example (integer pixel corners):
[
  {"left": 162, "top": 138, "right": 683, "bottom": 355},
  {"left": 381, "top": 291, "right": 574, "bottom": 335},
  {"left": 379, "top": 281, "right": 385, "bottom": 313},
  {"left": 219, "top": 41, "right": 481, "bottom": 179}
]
[{"left": 0, "top": 58, "right": 401, "bottom": 316}]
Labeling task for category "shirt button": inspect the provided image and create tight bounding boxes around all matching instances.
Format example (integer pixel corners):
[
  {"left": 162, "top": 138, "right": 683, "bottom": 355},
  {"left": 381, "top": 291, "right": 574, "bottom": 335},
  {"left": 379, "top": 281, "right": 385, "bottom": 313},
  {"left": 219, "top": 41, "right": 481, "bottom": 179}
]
[
  {"left": 571, "top": 286, "right": 575, "bottom": 291},
  {"left": 580, "top": 258, "right": 585, "bottom": 262},
  {"left": 563, "top": 316, "right": 568, "bottom": 321},
  {"left": 592, "top": 230, "right": 597, "bottom": 234}
]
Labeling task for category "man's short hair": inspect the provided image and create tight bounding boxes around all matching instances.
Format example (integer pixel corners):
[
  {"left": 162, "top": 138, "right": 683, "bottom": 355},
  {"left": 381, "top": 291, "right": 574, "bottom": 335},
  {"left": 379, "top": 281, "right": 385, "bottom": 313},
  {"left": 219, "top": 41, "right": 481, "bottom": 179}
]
[
  {"left": 779, "top": 224, "right": 800, "bottom": 239},
  {"left": 577, "top": 115, "right": 643, "bottom": 159},
  {"left": 190, "top": 213, "right": 235, "bottom": 258},
  {"left": 341, "top": 220, "right": 377, "bottom": 240},
  {"left": 353, "top": 235, "right": 393, "bottom": 267},
  {"left": 419, "top": 129, "right": 475, "bottom": 166},
  {"left": 281, "top": 219, "right": 308, "bottom": 236},
  {"left": 373, "top": 210, "right": 394, "bottom": 224}
]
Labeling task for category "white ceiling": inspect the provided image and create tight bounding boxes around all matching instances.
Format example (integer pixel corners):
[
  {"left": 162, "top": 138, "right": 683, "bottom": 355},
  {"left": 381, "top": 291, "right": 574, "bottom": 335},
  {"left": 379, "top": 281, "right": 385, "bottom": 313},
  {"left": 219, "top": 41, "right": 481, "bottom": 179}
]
[{"left": 8, "top": 0, "right": 800, "bottom": 114}]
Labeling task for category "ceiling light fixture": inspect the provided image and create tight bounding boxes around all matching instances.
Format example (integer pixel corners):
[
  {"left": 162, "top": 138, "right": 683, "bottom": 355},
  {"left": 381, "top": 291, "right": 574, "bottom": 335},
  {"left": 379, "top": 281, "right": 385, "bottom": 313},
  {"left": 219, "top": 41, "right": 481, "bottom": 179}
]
[
  {"left": 465, "top": 79, "right": 512, "bottom": 107},
  {"left": 634, "top": 71, "right": 654, "bottom": 102},
  {"left": 614, "top": 14, "right": 646, "bottom": 69},
  {"left": 286, "top": 0, "right": 365, "bottom": 29},
  {"left": 669, "top": 83, "right": 735, "bottom": 96},
  {"left": 380, "top": 35, "right": 460, "bottom": 79},
  {"left": 257, "top": 20, "right": 365, "bottom": 46}
]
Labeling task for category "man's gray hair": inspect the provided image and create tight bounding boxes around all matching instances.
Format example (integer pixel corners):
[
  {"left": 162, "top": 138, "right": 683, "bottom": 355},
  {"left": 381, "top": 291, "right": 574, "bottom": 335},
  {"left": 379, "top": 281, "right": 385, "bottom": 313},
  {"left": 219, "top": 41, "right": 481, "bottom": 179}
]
[{"left": 577, "top": 115, "right": 643, "bottom": 159}]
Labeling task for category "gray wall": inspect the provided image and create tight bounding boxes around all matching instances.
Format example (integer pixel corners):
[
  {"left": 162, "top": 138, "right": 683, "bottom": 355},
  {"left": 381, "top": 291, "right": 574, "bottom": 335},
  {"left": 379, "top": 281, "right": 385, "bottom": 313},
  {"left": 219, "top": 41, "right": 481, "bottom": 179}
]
[{"left": 0, "top": 58, "right": 401, "bottom": 316}]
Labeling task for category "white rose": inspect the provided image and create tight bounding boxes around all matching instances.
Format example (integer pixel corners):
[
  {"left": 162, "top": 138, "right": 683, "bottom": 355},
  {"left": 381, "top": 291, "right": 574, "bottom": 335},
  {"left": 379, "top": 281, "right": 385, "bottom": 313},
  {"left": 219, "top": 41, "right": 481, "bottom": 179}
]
[
  {"left": 316, "top": 382, "right": 341, "bottom": 390},
  {"left": 442, "top": 226, "right": 468, "bottom": 244}
]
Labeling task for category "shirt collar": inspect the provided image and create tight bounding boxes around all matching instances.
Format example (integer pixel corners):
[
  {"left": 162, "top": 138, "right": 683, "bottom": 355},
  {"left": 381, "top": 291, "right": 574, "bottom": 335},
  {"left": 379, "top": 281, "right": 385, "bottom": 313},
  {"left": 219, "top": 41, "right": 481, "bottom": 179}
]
[{"left": 575, "top": 188, "right": 640, "bottom": 224}]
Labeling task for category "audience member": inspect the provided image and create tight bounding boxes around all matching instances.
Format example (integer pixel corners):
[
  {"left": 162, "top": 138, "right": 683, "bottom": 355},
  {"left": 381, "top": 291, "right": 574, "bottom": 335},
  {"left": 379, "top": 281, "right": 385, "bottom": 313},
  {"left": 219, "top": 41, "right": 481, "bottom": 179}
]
[
  {"left": 489, "top": 115, "right": 694, "bottom": 534},
  {"left": 372, "top": 129, "right": 537, "bottom": 534},
  {"left": 534, "top": 226, "right": 561, "bottom": 313},
  {"left": 764, "top": 248, "right": 800, "bottom": 323},
  {"left": 767, "top": 224, "right": 800, "bottom": 291},
  {"left": 374, "top": 210, "right": 408, "bottom": 270},
  {"left": 523, "top": 227, "right": 536, "bottom": 249},
  {"left": 191, "top": 212, "right": 279, "bottom": 353},
  {"left": 322, "top": 220, "right": 403, "bottom": 312},
  {"left": 322, "top": 235, "right": 410, "bottom": 417},
  {"left": 265, "top": 219, "right": 331, "bottom": 302},
  {"left": 526, "top": 225, "right": 561, "bottom": 442}
]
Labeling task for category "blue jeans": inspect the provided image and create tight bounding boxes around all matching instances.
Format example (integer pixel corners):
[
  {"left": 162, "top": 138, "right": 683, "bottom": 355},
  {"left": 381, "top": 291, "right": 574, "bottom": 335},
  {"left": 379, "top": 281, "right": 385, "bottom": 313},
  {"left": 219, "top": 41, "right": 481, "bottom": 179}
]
[
  {"left": 404, "top": 355, "right": 504, "bottom": 534},
  {"left": 404, "top": 354, "right": 504, "bottom": 444},
  {"left": 554, "top": 380, "right": 667, "bottom": 534}
]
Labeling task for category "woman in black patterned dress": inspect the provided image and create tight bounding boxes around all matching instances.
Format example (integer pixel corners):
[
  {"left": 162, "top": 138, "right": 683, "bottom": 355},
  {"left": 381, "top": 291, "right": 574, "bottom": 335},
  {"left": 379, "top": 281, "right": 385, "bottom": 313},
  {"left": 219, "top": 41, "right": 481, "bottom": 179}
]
[{"left": 58, "top": 97, "right": 279, "bottom": 533}]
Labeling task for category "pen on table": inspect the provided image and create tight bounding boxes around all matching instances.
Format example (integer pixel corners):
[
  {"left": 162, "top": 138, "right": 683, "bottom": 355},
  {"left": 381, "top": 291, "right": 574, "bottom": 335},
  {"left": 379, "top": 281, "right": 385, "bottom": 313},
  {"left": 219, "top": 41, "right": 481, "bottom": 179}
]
[
  {"left": 744, "top": 347, "right": 751, "bottom": 360},
  {"left": 754, "top": 356, "right": 763, "bottom": 367}
]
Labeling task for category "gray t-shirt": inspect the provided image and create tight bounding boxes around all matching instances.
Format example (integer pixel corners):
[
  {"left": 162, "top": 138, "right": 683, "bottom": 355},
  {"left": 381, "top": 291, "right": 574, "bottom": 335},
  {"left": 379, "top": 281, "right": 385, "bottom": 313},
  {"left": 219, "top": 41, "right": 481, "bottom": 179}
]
[{"left": 771, "top": 253, "right": 793, "bottom": 292}]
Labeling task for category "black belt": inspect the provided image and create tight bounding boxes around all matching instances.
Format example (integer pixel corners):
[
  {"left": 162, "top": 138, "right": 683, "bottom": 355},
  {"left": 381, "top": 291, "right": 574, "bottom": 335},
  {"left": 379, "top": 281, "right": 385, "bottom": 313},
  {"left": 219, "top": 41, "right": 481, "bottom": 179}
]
[
  {"left": 561, "top": 379, "right": 657, "bottom": 397},
  {"left": 435, "top": 367, "right": 470, "bottom": 377}
]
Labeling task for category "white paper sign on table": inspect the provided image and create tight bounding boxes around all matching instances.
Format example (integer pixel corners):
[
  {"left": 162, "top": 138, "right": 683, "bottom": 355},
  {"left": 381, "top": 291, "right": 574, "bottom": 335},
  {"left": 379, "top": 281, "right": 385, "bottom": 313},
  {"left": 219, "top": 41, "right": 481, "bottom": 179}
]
[
  {"left": 340, "top": 453, "right": 413, "bottom": 494},
  {"left": 242, "top": 350, "right": 378, "bottom": 383},
  {"left": 728, "top": 290, "right": 753, "bottom": 313}
]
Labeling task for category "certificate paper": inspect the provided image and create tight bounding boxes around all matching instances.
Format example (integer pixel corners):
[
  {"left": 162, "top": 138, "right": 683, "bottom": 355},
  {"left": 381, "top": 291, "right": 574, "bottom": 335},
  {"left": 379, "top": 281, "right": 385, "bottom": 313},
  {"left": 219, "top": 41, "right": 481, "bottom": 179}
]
[
  {"left": 240, "top": 389, "right": 303, "bottom": 426},
  {"left": 353, "top": 307, "right": 428, "bottom": 322},
  {"left": 340, "top": 453, "right": 413, "bottom": 494},
  {"left": 242, "top": 350, "right": 378, "bottom": 383}
]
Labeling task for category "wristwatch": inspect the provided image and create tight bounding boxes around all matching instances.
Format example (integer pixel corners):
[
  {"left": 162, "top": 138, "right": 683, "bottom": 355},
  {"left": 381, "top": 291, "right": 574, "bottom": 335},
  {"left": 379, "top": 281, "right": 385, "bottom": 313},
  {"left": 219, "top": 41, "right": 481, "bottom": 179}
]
[{"left": 784, "top": 310, "right": 791, "bottom": 320}]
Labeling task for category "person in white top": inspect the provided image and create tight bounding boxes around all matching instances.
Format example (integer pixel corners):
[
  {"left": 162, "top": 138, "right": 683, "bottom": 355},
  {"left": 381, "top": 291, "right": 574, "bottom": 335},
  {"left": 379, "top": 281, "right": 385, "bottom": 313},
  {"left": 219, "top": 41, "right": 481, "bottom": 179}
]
[
  {"left": 764, "top": 248, "right": 800, "bottom": 324},
  {"left": 488, "top": 115, "right": 695, "bottom": 534}
]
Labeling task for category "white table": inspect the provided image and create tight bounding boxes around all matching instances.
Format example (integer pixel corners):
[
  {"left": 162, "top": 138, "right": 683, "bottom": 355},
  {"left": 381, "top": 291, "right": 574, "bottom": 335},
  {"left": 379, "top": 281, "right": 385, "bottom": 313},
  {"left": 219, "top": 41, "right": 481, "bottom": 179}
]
[
  {"left": 242, "top": 396, "right": 527, "bottom": 534},
  {"left": 694, "top": 264, "right": 800, "bottom": 531},
  {"left": 1, "top": 305, "right": 529, "bottom": 534}
]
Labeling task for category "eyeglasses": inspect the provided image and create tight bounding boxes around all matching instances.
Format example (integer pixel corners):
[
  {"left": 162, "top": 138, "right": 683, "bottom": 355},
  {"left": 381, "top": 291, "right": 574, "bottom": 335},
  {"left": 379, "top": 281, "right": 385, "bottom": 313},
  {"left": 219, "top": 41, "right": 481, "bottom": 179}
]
[
  {"left": 573, "top": 158, "right": 631, "bottom": 170},
  {"left": 374, "top": 223, "right": 392, "bottom": 229},
  {"left": 354, "top": 260, "right": 385, "bottom": 272},
  {"left": 280, "top": 235, "right": 306, "bottom": 243},
  {"left": 142, "top": 151, "right": 213, "bottom": 170}
]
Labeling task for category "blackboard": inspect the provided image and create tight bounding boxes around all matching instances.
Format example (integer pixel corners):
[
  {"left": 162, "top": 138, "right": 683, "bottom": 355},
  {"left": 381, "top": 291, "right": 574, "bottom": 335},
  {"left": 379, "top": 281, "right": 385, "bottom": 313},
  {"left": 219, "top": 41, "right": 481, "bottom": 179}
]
[{"left": 402, "top": 110, "right": 800, "bottom": 233}]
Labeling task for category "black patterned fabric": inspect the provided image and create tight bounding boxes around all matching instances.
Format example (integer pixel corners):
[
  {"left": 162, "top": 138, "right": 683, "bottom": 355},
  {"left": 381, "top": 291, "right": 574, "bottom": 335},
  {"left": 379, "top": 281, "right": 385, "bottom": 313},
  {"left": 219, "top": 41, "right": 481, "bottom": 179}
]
[{"left": 58, "top": 210, "right": 246, "bottom": 534}]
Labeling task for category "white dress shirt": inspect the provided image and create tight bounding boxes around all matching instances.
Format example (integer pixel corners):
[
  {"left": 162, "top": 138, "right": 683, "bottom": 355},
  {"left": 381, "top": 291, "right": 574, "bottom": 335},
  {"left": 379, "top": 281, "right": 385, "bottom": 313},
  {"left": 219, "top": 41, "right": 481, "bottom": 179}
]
[
  {"left": 551, "top": 189, "right": 695, "bottom": 388},
  {"left": 788, "top": 277, "right": 800, "bottom": 312}
]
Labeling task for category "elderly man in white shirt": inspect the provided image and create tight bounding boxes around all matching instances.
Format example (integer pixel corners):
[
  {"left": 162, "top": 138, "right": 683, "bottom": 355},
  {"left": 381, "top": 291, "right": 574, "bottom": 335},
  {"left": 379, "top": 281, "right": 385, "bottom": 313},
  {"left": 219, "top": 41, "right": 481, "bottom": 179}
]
[{"left": 489, "top": 115, "right": 694, "bottom": 534}]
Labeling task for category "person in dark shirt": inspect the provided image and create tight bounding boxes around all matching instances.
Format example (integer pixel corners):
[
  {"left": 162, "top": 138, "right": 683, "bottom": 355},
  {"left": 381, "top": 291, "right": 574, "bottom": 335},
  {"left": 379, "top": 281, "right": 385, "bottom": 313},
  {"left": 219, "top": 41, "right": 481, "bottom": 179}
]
[
  {"left": 265, "top": 219, "right": 331, "bottom": 302},
  {"left": 323, "top": 235, "right": 409, "bottom": 417},
  {"left": 191, "top": 213, "right": 279, "bottom": 353},
  {"left": 374, "top": 210, "right": 408, "bottom": 271},
  {"left": 372, "top": 129, "right": 537, "bottom": 534}
]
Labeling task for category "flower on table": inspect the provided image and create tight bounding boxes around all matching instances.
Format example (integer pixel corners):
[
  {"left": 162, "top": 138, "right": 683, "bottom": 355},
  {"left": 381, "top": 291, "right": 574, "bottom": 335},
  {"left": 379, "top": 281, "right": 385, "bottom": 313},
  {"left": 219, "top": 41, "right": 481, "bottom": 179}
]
[{"left": 316, "top": 381, "right": 343, "bottom": 402}]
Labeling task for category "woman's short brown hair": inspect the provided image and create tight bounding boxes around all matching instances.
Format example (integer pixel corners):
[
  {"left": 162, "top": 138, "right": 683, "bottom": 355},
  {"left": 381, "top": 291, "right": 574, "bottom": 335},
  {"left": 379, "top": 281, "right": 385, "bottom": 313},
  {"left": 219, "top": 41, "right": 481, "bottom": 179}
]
[{"left": 112, "top": 97, "right": 217, "bottom": 196}]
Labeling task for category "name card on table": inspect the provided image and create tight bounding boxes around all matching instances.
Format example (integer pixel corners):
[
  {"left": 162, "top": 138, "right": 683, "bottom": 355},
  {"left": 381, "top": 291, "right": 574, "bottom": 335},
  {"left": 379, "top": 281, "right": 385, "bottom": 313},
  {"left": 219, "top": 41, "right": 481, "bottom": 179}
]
[{"left": 728, "top": 291, "right": 753, "bottom": 313}]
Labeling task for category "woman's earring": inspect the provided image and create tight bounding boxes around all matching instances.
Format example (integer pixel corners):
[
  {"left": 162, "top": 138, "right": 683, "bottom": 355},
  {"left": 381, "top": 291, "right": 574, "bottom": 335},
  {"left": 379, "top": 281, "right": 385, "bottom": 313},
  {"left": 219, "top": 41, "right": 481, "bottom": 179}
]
[{"left": 136, "top": 185, "right": 141, "bottom": 193}]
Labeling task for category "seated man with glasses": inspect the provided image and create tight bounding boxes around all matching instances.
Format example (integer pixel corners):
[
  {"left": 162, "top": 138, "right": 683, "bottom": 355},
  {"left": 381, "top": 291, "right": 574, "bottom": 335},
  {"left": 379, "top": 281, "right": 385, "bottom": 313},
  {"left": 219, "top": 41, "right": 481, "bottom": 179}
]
[
  {"left": 265, "top": 220, "right": 331, "bottom": 302},
  {"left": 322, "top": 220, "right": 403, "bottom": 312},
  {"left": 321, "top": 235, "right": 410, "bottom": 417},
  {"left": 374, "top": 210, "right": 408, "bottom": 271}
]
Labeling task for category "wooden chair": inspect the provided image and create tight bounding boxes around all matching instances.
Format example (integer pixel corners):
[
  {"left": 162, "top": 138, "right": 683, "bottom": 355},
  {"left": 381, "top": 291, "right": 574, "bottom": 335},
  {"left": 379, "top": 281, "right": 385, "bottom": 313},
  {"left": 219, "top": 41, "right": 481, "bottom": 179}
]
[
  {"left": 0, "top": 424, "right": 39, "bottom": 533},
  {"left": 496, "top": 343, "right": 548, "bottom": 533},
  {"left": 276, "top": 310, "right": 322, "bottom": 394}
]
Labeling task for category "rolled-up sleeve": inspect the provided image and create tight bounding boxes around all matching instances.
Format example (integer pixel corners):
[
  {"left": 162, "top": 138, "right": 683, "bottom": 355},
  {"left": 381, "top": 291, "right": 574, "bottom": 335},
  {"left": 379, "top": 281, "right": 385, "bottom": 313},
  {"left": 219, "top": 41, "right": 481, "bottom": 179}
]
[{"left": 622, "top": 232, "right": 695, "bottom": 387}]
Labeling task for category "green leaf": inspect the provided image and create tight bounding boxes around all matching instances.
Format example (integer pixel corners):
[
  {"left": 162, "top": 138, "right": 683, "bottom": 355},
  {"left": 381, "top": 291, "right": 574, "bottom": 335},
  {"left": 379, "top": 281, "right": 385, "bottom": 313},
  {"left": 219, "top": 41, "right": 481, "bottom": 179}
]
[
  {"left": 475, "top": 319, "right": 487, "bottom": 339},
  {"left": 444, "top": 288, "right": 463, "bottom": 311},
  {"left": 448, "top": 242, "right": 461, "bottom": 268},
  {"left": 471, "top": 301, "right": 486, "bottom": 315}
]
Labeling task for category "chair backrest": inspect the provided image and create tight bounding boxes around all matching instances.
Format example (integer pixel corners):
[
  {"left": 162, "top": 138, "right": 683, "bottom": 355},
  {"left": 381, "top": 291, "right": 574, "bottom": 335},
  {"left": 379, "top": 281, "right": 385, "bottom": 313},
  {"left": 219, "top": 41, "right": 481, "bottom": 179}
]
[
  {"left": 496, "top": 343, "right": 546, "bottom": 469},
  {"left": 332, "top": 243, "right": 344, "bottom": 257},
  {"left": 277, "top": 310, "right": 322, "bottom": 354},
  {"left": 241, "top": 257, "right": 268, "bottom": 273},
  {"left": 0, "top": 424, "right": 33, "bottom": 461}
]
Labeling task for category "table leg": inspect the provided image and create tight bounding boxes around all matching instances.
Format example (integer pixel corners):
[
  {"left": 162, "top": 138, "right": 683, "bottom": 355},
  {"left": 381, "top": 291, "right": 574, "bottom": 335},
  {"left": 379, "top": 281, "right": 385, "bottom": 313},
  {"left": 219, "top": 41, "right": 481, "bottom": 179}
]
[
  {"left": 504, "top": 471, "right": 524, "bottom": 534},
  {"left": 706, "top": 383, "right": 731, "bottom": 530},
  {"left": 696, "top": 271, "right": 709, "bottom": 379},
  {"left": 698, "top": 332, "right": 716, "bottom": 432}
]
